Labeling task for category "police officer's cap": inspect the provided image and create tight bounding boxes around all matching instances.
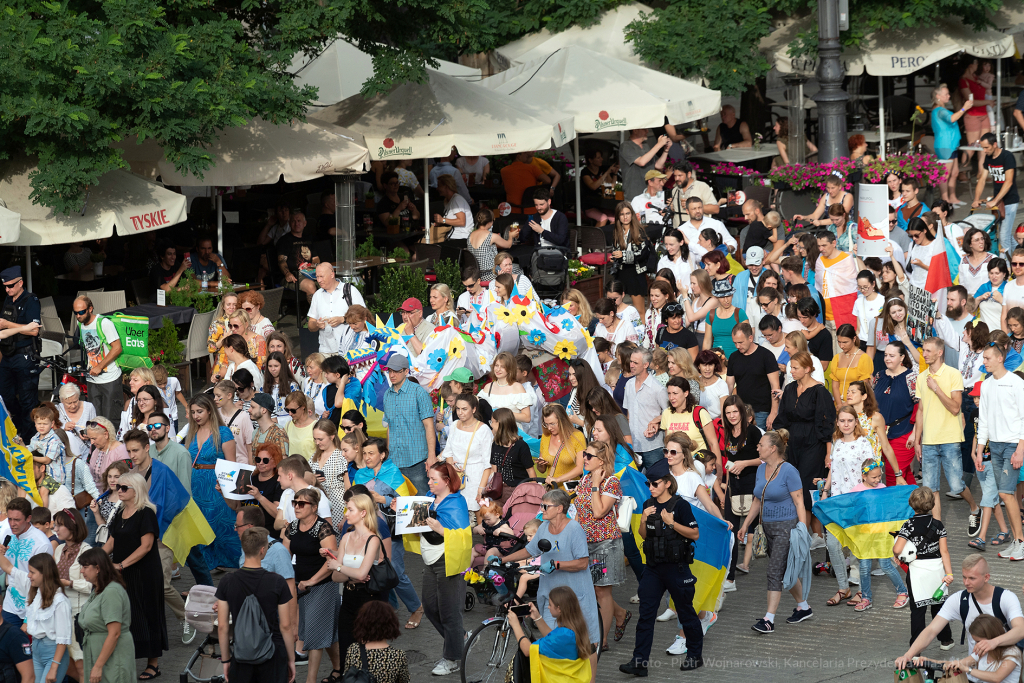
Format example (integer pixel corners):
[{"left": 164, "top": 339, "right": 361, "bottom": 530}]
[
  {"left": 646, "top": 458, "right": 671, "bottom": 484},
  {"left": 0, "top": 266, "right": 21, "bottom": 284}
]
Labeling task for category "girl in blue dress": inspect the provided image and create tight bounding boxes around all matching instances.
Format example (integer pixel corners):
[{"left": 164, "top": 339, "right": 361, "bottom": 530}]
[{"left": 184, "top": 393, "right": 241, "bottom": 569}]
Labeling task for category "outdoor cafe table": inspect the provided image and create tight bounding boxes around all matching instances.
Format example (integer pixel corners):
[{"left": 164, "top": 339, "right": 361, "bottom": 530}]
[
  {"left": 115, "top": 304, "right": 195, "bottom": 329},
  {"left": 861, "top": 131, "right": 910, "bottom": 143},
  {"left": 691, "top": 144, "right": 780, "bottom": 164}
]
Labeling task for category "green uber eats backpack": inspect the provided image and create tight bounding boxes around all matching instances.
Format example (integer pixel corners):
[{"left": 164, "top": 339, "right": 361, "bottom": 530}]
[{"left": 80, "top": 314, "right": 153, "bottom": 371}]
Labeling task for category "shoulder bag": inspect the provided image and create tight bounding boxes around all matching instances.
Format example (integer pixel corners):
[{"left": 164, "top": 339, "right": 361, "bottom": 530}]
[
  {"left": 751, "top": 463, "right": 782, "bottom": 559},
  {"left": 458, "top": 422, "right": 483, "bottom": 489},
  {"left": 482, "top": 443, "right": 513, "bottom": 501},
  {"left": 70, "top": 458, "right": 93, "bottom": 510},
  {"left": 363, "top": 536, "right": 400, "bottom": 594}
]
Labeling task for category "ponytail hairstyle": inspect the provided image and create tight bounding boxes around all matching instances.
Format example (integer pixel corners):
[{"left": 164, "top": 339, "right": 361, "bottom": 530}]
[{"left": 664, "top": 431, "right": 696, "bottom": 471}]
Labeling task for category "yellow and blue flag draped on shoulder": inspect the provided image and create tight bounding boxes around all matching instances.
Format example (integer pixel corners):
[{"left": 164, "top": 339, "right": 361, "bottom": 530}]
[
  {"left": 633, "top": 500, "right": 732, "bottom": 614},
  {"left": 0, "top": 398, "right": 40, "bottom": 505},
  {"left": 530, "top": 628, "right": 591, "bottom": 683},
  {"left": 813, "top": 486, "right": 916, "bottom": 559},
  {"left": 353, "top": 459, "right": 417, "bottom": 497},
  {"left": 403, "top": 492, "right": 472, "bottom": 576},
  {"left": 148, "top": 459, "right": 216, "bottom": 565}
]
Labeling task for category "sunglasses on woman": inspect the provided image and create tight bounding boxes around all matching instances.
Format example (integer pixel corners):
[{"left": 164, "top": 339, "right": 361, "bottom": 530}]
[
  {"left": 662, "top": 447, "right": 682, "bottom": 456},
  {"left": 115, "top": 484, "right": 131, "bottom": 493},
  {"left": 86, "top": 421, "right": 109, "bottom": 434},
  {"left": 254, "top": 456, "right": 273, "bottom": 465},
  {"left": 293, "top": 500, "right": 311, "bottom": 508}
]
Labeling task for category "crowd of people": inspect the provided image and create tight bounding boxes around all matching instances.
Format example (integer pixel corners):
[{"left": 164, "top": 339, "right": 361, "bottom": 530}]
[{"left": 6, "top": 115, "right": 1024, "bottom": 682}]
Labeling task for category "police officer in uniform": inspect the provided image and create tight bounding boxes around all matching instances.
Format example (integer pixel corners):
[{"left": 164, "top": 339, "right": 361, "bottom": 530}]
[
  {"left": 0, "top": 267, "right": 42, "bottom": 438},
  {"left": 620, "top": 458, "right": 704, "bottom": 676}
]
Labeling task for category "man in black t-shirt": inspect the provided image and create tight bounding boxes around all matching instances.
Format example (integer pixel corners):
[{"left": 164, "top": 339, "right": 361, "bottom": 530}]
[
  {"left": 216, "top": 527, "right": 295, "bottom": 683},
  {"left": 726, "top": 322, "right": 781, "bottom": 431},
  {"left": 974, "top": 133, "right": 1019, "bottom": 257},
  {"left": 657, "top": 303, "right": 699, "bottom": 356},
  {"left": 275, "top": 210, "right": 321, "bottom": 300},
  {"left": 149, "top": 241, "right": 190, "bottom": 295},
  {"left": 741, "top": 199, "right": 776, "bottom": 253}
]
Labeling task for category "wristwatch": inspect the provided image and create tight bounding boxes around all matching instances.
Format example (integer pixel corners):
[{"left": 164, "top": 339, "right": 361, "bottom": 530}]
[
  {"left": 590, "top": 486, "right": 598, "bottom": 492},
  {"left": 894, "top": 470, "right": 903, "bottom": 477}
]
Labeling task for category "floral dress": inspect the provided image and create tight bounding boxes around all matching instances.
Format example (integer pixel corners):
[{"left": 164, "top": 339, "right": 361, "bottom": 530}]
[
  {"left": 247, "top": 333, "right": 268, "bottom": 370},
  {"left": 857, "top": 411, "right": 881, "bottom": 462},
  {"left": 208, "top": 316, "right": 231, "bottom": 378},
  {"left": 830, "top": 436, "right": 874, "bottom": 497}
]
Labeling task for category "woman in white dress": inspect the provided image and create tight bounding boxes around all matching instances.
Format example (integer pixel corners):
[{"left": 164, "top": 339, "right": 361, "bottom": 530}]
[
  {"left": 974, "top": 257, "right": 1008, "bottom": 332},
  {"left": 694, "top": 349, "right": 729, "bottom": 419},
  {"left": 906, "top": 216, "right": 940, "bottom": 290},
  {"left": 959, "top": 228, "right": 996, "bottom": 297},
  {"left": 479, "top": 352, "right": 533, "bottom": 429},
  {"left": 57, "top": 383, "right": 96, "bottom": 458},
  {"left": 679, "top": 269, "right": 716, "bottom": 336},
  {"left": 438, "top": 393, "right": 493, "bottom": 514},
  {"left": 593, "top": 299, "right": 640, "bottom": 353},
  {"left": 657, "top": 229, "right": 692, "bottom": 295},
  {"left": 604, "top": 280, "right": 643, "bottom": 334}
]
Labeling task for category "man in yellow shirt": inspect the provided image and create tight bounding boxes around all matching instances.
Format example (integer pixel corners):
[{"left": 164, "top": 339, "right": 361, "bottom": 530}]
[{"left": 911, "top": 337, "right": 977, "bottom": 521}]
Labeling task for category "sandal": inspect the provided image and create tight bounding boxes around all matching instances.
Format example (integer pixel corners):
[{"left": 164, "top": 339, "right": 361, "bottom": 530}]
[
  {"left": 826, "top": 589, "right": 852, "bottom": 606},
  {"left": 138, "top": 666, "right": 161, "bottom": 681},
  {"left": 991, "top": 531, "right": 1012, "bottom": 546},
  {"left": 735, "top": 564, "right": 750, "bottom": 574},
  {"left": 854, "top": 598, "right": 873, "bottom": 612},
  {"left": 320, "top": 670, "right": 343, "bottom": 683},
  {"left": 846, "top": 592, "right": 863, "bottom": 606},
  {"left": 968, "top": 537, "right": 986, "bottom": 551},
  {"left": 405, "top": 607, "right": 424, "bottom": 629},
  {"left": 614, "top": 611, "right": 632, "bottom": 642},
  {"left": 893, "top": 593, "right": 910, "bottom": 609}
]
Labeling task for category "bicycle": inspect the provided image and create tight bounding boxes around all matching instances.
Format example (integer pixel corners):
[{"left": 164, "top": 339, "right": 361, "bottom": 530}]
[{"left": 461, "top": 553, "right": 604, "bottom": 683}]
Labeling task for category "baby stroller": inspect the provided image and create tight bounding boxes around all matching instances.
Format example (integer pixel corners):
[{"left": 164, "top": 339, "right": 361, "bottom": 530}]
[
  {"left": 180, "top": 585, "right": 227, "bottom": 683},
  {"left": 954, "top": 211, "right": 999, "bottom": 252},
  {"left": 530, "top": 248, "right": 568, "bottom": 304},
  {"left": 466, "top": 479, "right": 547, "bottom": 611}
]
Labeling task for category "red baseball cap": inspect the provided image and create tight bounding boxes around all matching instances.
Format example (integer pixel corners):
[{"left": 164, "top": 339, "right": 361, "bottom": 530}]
[{"left": 399, "top": 298, "right": 423, "bottom": 312}]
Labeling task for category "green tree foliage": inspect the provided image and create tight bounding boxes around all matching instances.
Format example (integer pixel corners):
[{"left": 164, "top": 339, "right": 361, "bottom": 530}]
[
  {"left": 0, "top": 0, "right": 480, "bottom": 214},
  {"left": 472, "top": 0, "right": 630, "bottom": 54}
]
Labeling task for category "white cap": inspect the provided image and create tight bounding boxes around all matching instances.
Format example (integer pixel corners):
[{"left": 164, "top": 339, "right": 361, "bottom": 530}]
[{"left": 745, "top": 246, "right": 765, "bottom": 266}]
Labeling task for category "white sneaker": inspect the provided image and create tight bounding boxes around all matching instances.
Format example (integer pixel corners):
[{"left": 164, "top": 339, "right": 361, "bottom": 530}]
[
  {"left": 998, "top": 539, "right": 1024, "bottom": 561},
  {"left": 171, "top": 567, "right": 181, "bottom": 580},
  {"left": 630, "top": 594, "right": 640, "bottom": 604},
  {"left": 945, "top": 491, "right": 963, "bottom": 500},
  {"left": 657, "top": 608, "right": 677, "bottom": 622},
  {"left": 431, "top": 659, "right": 460, "bottom": 676},
  {"left": 871, "top": 568, "right": 886, "bottom": 576},
  {"left": 848, "top": 566, "right": 860, "bottom": 585},
  {"left": 701, "top": 612, "right": 718, "bottom": 634},
  {"left": 722, "top": 580, "right": 737, "bottom": 593},
  {"left": 666, "top": 635, "right": 687, "bottom": 655},
  {"left": 182, "top": 620, "right": 197, "bottom": 645},
  {"left": 809, "top": 534, "right": 826, "bottom": 550}
]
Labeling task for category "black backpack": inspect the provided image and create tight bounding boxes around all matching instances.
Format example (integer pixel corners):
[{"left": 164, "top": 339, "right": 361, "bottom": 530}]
[
  {"left": 0, "top": 623, "right": 27, "bottom": 683},
  {"left": 340, "top": 644, "right": 377, "bottom": 683},
  {"left": 958, "top": 587, "right": 1024, "bottom": 649}
]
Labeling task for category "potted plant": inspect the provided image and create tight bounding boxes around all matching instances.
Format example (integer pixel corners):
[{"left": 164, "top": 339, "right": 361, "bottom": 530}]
[
  {"left": 148, "top": 317, "right": 185, "bottom": 373},
  {"left": 614, "top": 182, "right": 623, "bottom": 201}
]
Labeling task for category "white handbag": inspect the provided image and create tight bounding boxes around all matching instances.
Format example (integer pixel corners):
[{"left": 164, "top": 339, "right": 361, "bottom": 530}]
[{"left": 617, "top": 496, "right": 637, "bottom": 532}]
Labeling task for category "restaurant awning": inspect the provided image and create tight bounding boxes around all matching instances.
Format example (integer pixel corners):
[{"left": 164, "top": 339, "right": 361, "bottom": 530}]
[
  {"left": 0, "top": 157, "right": 187, "bottom": 246},
  {"left": 308, "top": 69, "right": 576, "bottom": 160},
  {"left": 292, "top": 37, "right": 483, "bottom": 106},
  {"left": 480, "top": 45, "right": 720, "bottom": 133},
  {"left": 761, "top": 17, "right": 1014, "bottom": 76},
  {"left": 118, "top": 118, "right": 370, "bottom": 186},
  {"left": 993, "top": 1, "right": 1024, "bottom": 54},
  {"left": 495, "top": 3, "right": 653, "bottom": 68},
  {"left": 0, "top": 205, "right": 20, "bottom": 245}
]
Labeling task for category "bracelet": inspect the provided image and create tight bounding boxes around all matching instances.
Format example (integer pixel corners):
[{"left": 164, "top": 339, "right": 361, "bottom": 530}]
[
  {"left": 518, "top": 636, "right": 530, "bottom": 646},
  {"left": 894, "top": 470, "right": 903, "bottom": 477}
]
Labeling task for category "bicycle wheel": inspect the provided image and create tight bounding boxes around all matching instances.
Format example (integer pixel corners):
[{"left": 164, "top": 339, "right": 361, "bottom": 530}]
[
  {"left": 596, "top": 609, "right": 603, "bottom": 663},
  {"left": 462, "top": 619, "right": 518, "bottom": 683}
]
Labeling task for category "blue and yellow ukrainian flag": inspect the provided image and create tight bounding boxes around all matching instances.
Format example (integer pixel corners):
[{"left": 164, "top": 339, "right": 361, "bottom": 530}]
[
  {"left": 632, "top": 502, "right": 731, "bottom": 613},
  {"left": 813, "top": 486, "right": 916, "bottom": 559},
  {"left": 352, "top": 459, "right": 417, "bottom": 496},
  {"left": 0, "top": 398, "right": 40, "bottom": 504},
  {"left": 403, "top": 492, "right": 472, "bottom": 576},
  {"left": 148, "top": 459, "right": 216, "bottom": 565},
  {"left": 530, "top": 628, "right": 591, "bottom": 683}
]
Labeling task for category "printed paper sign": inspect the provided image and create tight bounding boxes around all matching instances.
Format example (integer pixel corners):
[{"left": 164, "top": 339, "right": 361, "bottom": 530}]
[
  {"left": 215, "top": 460, "right": 256, "bottom": 500},
  {"left": 857, "top": 183, "right": 890, "bottom": 257},
  {"left": 394, "top": 496, "right": 435, "bottom": 535}
]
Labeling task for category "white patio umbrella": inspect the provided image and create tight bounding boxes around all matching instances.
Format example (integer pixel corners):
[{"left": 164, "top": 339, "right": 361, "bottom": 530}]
[
  {"left": 761, "top": 17, "right": 1014, "bottom": 156},
  {"left": 309, "top": 69, "right": 576, "bottom": 241},
  {"left": 119, "top": 118, "right": 369, "bottom": 186},
  {"left": 0, "top": 204, "right": 20, "bottom": 245},
  {"left": 496, "top": 3, "right": 653, "bottom": 68},
  {"left": 292, "top": 37, "right": 483, "bottom": 106},
  {"left": 480, "top": 45, "right": 721, "bottom": 225}
]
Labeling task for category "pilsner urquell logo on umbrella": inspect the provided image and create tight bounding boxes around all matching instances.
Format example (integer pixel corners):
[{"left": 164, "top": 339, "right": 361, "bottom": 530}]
[
  {"left": 378, "top": 137, "right": 412, "bottom": 158},
  {"left": 594, "top": 110, "right": 627, "bottom": 131}
]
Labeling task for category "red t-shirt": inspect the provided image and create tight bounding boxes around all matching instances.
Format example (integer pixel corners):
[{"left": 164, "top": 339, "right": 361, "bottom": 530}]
[{"left": 958, "top": 77, "right": 988, "bottom": 117}]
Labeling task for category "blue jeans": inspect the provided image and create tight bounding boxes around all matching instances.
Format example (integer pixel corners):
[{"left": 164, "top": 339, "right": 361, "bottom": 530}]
[
  {"left": 83, "top": 507, "right": 99, "bottom": 546},
  {"left": 186, "top": 546, "right": 213, "bottom": 587},
  {"left": 753, "top": 411, "right": 769, "bottom": 431},
  {"left": 1, "top": 610, "right": 21, "bottom": 627},
  {"left": 400, "top": 463, "right": 428, "bottom": 497},
  {"left": 636, "top": 449, "right": 664, "bottom": 472},
  {"left": 858, "top": 557, "right": 907, "bottom": 603},
  {"left": 977, "top": 455, "right": 1000, "bottom": 508},
  {"left": 987, "top": 442, "right": 1021, "bottom": 493},
  {"left": 388, "top": 538, "right": 422, "bottom": 614},
  {"left": 921, "top": 443, "right": 965, "bottom": 496},
  {"left": 1001, "top": 203, "right": 1019, "bottom": 256},
  {"left": 32, "top": 636, "right": 69, "bottom": 683}
]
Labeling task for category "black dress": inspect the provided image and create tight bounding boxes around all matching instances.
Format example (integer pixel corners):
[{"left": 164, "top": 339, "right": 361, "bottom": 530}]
[
  {"left": 110, "top": 506, "right": 167, "bottom": 659},
  {"left": 773, "top": 382, "right": 837, "bottom": 512}
]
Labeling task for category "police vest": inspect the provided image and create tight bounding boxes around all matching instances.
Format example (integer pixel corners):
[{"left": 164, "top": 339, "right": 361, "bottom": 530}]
[
  {"left": 0, "top": 293, "right": 40, "bottom": 357},
  {"left": 644, "top": 497, "right": 695, "bottom": 566}
]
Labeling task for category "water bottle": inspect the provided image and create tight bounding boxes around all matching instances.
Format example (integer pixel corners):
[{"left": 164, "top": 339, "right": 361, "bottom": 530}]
[
  {"left": 201, "top": 271, "right": 208, "bottom": 289},
  {"left": 217, "top": 266, "right": 223, "bottom": 284},
  {"left": 487, "top": 570, "right": 508, "bottom": 600},
  {"left": 932, "top": 583, "right": 947, "bottom": 602}
]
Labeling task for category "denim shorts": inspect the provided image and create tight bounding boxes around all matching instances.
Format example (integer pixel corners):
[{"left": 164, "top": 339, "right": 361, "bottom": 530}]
[
  {"left": 921, "top": 443, "right": 965, "bottom": 495},
  {"left": 987, "top": 442, "right": 1021, "bottom": 494},
  {"left": 976, "top": 457, "right": 1000, "bottom": 508}
]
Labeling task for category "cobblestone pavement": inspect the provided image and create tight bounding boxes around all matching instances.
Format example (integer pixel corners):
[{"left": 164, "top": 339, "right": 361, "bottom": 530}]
[{"left": 152, "top": 477, "right": 1024, "bottom": 682}]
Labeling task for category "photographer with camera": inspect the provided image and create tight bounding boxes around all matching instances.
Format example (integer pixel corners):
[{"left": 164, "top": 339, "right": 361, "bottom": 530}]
[{"left": 619, "top": 457, "right": 702, "bottom": 676}]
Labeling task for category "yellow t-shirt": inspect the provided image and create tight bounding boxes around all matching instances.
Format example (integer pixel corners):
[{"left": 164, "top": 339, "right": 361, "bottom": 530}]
[
  {"left": 819, "top": 253, "right": 847, "bottom": 322},
  {"left": 915, "top": 363, "right": 964, "bottom": 445},
  {"left": 826, "top": 352, "right": 874, "bottom": 407},
  {"left": 659, "top": 407, "right": 709, "bottom": 452},
  {"left": 539, "top": 431, "right": 586, "bottom": 483}
]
